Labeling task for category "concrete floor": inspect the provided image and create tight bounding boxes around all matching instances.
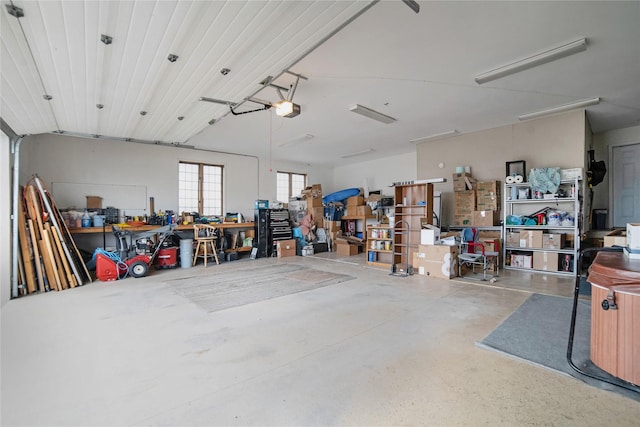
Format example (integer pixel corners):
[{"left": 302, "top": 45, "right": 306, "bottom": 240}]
[{"left": 2, "top": 252, "right": 639, "bottom": 426}]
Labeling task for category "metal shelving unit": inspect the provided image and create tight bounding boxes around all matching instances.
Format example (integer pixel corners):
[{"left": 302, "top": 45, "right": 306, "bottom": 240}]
[{"left": 503, "top": 177, "right": 581, "bottom": 276}]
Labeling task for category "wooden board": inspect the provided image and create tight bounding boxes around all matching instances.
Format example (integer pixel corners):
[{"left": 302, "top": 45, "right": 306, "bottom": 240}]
[
  {"left": 37, "top": 238, "right": 56, "bottom": 292},
  {"left": 28, "top": 219, "right": 45, "bottom": 292},
  {"left": 51, "top": 227, "right": 76, "bottom": 288},
  {"left": 44, "top": 224, "right": 68, "bottom": 290},
  {"left": 17, "top": 198, "right": 37, "bottom": 294}
]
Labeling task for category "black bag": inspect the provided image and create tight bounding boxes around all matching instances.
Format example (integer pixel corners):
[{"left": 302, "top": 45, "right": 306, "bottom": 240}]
[{"left": 588, "top": 150, "right": 606, "bottom": 187}]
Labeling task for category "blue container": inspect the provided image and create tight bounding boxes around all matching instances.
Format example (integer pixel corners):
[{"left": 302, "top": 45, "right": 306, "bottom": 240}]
[{"left": 368, "top": 251, "right": 376, "bottom": 262}]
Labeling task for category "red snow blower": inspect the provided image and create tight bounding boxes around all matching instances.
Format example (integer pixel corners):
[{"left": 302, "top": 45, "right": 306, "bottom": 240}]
[{"left": 95, "top": 224, "right": 177, "bottom": 281}]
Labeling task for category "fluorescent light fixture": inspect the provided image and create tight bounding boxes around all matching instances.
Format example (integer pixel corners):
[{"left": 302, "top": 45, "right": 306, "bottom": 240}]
[
  {"left": 349, "top": 104, "right": 396, "bottom": 124},
  {"left": 277, "top": 133, "right": 314, "bottom": 148},
  {"left": 518, "top": 97, "right": 600, "bottom": 121},
  {"left": 410, "top": 130, "right": 458, "bottom": 144},
  {"left": 475, "top": 38, "right": 587, "bottom": 84},
  {"left": 275, "top": 100, "right": 300, "bottom": 118},
  {"left": 340, "top": 148, "right": 374, "bottom": 159}
]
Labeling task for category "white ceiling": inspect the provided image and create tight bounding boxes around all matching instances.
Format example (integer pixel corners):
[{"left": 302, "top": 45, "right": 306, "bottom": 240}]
[{"left": 2, "top": 1, "right": 640, "bottom": 167}]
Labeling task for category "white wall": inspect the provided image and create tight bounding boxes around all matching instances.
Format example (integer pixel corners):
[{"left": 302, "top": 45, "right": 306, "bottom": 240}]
[
  {"left": 333, "top": 151, "right": 417, "bottom": 197},
  {"left": 22, "top": 134, "right": 262, "bottom": 220},
  {"left": 592, "top": 124, "right": 640, "bottom": 228},
  {"left": 1, "top": 131, "right": 11, "bottom": 305},
  {"left": 416, "top": 110, "right": 587, "bottom": 226}
]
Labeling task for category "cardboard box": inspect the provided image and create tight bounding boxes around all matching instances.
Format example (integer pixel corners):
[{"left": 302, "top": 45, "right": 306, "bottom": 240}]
[
  {"left": 277, "top": 239, "right": 296, "bottom": 257},
  {"left": 542, "top": 233, "right": 566, "bottom": 250},
  {"left": 477, "top": 238, "right": 501, "bottom": 271},
  {"left": 356, "top": 205, "right": 372, "bottom": 216},
  {"left": 476, "top": 197, "right": 500, "bottom": 211},
  {"left": 86, "top": 196, "right": 103, "bottom": 209},
  {"left": 473, "top": 210, "right": 501, "bottom": 227},
  {"left": 423, "top": 245, "right": 458, "bottom": 279},
  {"left": 452, "top": 173, "right": 477, "bottom": 191},
  {"left": 560, "top": 168, "right": 583, "bottom": 181},
  {"left": 347, "top": 195, "right": 364, "bottom": 206},
  {"left": 454, "top": 190, "right": 476, "bottom": 214},
  {"left": 305, "top": 195, "right": 323, "bottom": 207},
  {"left": 511, "top": 254, "right": 533, "bottom": 269},
  {"left": 308, "top": 207, "right": 324, "bottom": 223},
  {"left": 478, "top": 237, "right": 501, "bottom": 254},
  {"left": 336, "top": 242, "right": 359, "bottom": 256},
  {"left": 453, "top": 213, "right": 473, "bottom": 226},
  {"left": 301, "top": 184, "right": 322, "bottom": 201},
  {"left": 627, "top": 223, "right": 640, "bottom": 250},
  {"left": 519, "top": 230, "right": 543, "bottom": 249},
  {"left": 326, "top": 220, "right": 341, "bottom": 232},
  {"left": 603, "top": 229, "right": 627, "bottom": 247},
  {"left": 475, "top": 181, "right": 500, "bottom": 209},
  {"left": 505, "top": 232, "right": 519, "bottom": 248},
  {"left": 533, "top": 252, "right": 559, "bottom": 272},
  {"left": 476, "top": 180, "right": 501, "bottom": 196}
]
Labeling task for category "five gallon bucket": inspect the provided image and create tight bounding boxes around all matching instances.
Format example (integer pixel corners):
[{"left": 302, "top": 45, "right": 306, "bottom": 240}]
[{"left": 179, "top": 238, "right": 193, "bottom": 268}]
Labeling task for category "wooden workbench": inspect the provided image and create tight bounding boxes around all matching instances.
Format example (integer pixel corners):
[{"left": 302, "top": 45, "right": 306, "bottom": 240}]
[
  {"left": 69, "top": 222, "right": 254, "bottom": 234},
  {"left": 70, "top": 222, "right": 256, "bottom": 253}
]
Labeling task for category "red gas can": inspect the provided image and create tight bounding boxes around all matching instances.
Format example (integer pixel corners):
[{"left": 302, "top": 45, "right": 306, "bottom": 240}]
[{"left": 155, "top": 247, "right": 179, "bottom": 269}]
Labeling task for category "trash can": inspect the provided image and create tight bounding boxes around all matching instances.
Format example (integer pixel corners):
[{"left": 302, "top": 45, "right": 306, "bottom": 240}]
[
  {"left": 179, "top": 238, "right": 193, "bottom": 268},
  {"left": 592, "top": 209, "right": 607, "bottom": 230}
]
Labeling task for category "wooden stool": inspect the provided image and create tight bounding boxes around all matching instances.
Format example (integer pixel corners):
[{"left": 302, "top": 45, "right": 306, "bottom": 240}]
[{"left": 192, "top": 224, "right": 219, "bottom": 267}]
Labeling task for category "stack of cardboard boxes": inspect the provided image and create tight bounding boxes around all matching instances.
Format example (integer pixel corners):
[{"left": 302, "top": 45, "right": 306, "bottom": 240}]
[
  {"left": 412, "top": 221, "right": 459, "bottom": 279},
  {"left": 506, "top": 230, "right": 568, "bottom": 271},
  {"left": 475, "top": 180, "right": 501, "bottom": 226},
  {"left": 302, "top": 184, "right": 324, "bottom": 228},
  {"left": 452, "top": 173, "right": 501, "bottom": 227},
  {"left": 335, "top": 195, "right": 371, "bottom": 255},
  {"left": 345, "top": 195, "right": 372, "bottom": 217},
  {"left": 453, "top": 172, "right": 476, "bottom": 226}
]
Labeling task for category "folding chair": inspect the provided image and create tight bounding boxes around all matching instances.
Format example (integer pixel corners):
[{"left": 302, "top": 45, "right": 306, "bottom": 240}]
[{"left": 458, "top": 227, "right": 499, "bottom": 280}]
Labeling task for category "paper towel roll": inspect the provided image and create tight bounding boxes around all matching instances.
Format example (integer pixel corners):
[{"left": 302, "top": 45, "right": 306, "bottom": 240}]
[
  {"left": 505, "top": 175, "right": 515, "bottom": 184},
  {"left": 514, "top": 175, "right": 524, "bottom": 183}
]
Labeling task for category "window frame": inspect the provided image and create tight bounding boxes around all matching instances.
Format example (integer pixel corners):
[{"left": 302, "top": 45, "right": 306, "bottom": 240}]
[
  {"left": 277, "top": 171, "right": 307, "bottom": 203},
  {"left": 178, "top": 161, "right": 224, "bottom": 216}
]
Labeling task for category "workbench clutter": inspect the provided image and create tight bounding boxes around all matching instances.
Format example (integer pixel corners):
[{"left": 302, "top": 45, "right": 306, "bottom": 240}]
[
  {"left": 452, "top": 172, "right": 502, "bottom": 227},
  {"left": 15, "top": 175, "right": 93, "bottom": 297}
]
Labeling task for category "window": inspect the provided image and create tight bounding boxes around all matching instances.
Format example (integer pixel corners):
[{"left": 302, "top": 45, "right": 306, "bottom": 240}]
[
  {"left": 179, "top": 161, "right": 223, "bottom": 215},
  {"left": 277, "top": 171, "right": 307, "bottom": 202}
]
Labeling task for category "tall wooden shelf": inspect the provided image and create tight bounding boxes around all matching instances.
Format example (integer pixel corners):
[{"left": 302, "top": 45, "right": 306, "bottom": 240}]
[
  {"left": 366, "top": 224, "right": 393, "bottom": 268},
  {"left": 392, "top": 183, "right": 434, "bottom": 272}
]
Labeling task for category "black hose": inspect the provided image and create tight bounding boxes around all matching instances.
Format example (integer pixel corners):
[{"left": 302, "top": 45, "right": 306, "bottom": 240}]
[{"left": 566, "top": 246, "right": 640, "bottom": 393}]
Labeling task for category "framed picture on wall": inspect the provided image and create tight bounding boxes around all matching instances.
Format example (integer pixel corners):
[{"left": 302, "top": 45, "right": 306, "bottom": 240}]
[{"left": 506, "top": 160, "right": 526, "bottom": 180}]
